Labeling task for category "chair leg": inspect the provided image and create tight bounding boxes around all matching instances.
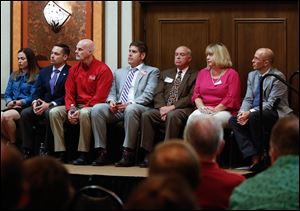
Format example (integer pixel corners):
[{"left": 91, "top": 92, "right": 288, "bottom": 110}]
[{"left": 228, "top": 131, "right": 234, "bottom": 168}]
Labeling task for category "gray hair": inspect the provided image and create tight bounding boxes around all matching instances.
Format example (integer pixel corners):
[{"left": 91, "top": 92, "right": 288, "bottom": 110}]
[{"left": 184, "top": 115, "right": 223, "bottom": 155}]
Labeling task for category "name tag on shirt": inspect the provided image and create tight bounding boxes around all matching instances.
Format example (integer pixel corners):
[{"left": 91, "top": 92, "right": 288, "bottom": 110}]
[
  {"left": 214, "top": 80, "right": 222, "bottom": 85},
  {"left": 164, "top": 77, "right": 174, "bottom": 83}
]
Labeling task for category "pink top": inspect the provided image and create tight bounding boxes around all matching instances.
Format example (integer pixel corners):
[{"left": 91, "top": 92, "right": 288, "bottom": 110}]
[{"left": 192, "top": 67, "right": 241, "bottom": 115}]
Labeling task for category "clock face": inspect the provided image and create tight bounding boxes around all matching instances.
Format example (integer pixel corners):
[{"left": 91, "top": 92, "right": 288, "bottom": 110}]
[{"left": 43, "top": 1, "right": 70, "bottom": 26}]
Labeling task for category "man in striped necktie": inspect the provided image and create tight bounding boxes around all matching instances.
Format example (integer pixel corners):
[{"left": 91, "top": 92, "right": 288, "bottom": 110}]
[
  {"left": 91, "top": 41, "right": 160, "bottom": 167},
  {"left": 119, "top": 67, "right": 139, "bottom": 103}
]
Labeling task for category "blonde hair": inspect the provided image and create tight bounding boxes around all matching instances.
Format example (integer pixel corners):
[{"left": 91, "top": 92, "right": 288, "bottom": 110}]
[{"left": 205, "top": 42, "right": 232, "bottom": 68}]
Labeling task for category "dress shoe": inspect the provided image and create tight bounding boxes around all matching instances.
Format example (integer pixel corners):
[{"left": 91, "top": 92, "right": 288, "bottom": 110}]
[
  {"left": 115, "top": 148, "right": 135, "bottom": 167},
  {"left": 23, "top": 149, "right": 32, "bottom": 160},
  {"left": 249, "top": 155, "right": 270, "bottom": 172},
  {"left": 249, "top": 162, "right": 264, "bottom": 172},
  {"left": 72, "top": 153, "right": 88, "bottom": 165},
  {"left": 139, "top": 156, "right": 149, "bottom": 168},
  {"left": 55, "top": 152, "right": 66, "bottom": 163},
  {"left": 92, "top": 148, "right": 108, "bottom": 166}
]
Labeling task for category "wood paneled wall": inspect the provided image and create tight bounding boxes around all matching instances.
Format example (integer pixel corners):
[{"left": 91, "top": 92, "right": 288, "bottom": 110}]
[{"left": 133, "top": 1, "right": 299, "bottom": 115}]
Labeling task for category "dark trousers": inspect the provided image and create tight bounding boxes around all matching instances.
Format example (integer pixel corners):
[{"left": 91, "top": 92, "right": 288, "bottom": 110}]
[
  {"left": 228, "top": 110, "right": 278, "bottom": 159},
  {"left": 20, "top": 106, "right": 54, "bottom": 153},
  {"left": 140, "top": 107, "right": 193, "bottom": 152}
]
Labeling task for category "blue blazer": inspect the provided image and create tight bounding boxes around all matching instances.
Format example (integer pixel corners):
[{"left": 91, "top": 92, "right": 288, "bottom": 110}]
[{"left": 33, "top": 64, "right": 70, "bottom": 106}]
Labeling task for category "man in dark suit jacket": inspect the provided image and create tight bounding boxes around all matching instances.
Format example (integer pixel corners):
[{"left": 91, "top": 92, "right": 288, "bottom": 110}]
[
  {"left": 139, "top": 46, "right": 198, "bottom": 166},
  {"left": 20, "top": 43, "right": 71, "bottom": 158}
]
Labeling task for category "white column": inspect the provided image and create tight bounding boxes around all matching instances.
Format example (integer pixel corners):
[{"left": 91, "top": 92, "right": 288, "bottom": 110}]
[
  {"left": 105, "top": 1, "right": 118, "bottom": 71},
  {"left": 121, "top": 1, "right": 132, "bottom": 68},
  {"left": 1, "top": 1, "right": 11, "bottom": 95}
]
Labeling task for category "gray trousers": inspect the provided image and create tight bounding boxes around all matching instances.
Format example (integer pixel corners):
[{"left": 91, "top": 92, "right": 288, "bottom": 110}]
[
  {"left": 140, "top": 107, "right": 193, "bottom": 152},
  {"left": 91, "top": 103, "right": 150, "bottom": 150}
]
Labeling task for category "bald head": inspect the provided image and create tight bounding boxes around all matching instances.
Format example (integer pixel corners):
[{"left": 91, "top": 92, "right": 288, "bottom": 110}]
[
  {"left": 176, "top": 46, "right": 192, "bottom": 56},
  {"left": 174, "top": 46, "right": 192, "bottom": 70},
  {"left": 256, "top": 48, "right": 274, "bottom": 64},
  {"left": 75, "top": 39, "right": 95, "bottom": 64},
  {"left": 252, "top": 48, "right": 274, "bottom": 73},
  {"left": 78, "top": 39, "right": 95, "bottom": 53}
]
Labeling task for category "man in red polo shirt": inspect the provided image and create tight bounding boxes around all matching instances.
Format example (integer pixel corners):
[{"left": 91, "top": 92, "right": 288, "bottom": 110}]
[{"left": 49, "top": 39, "right": 113, "bottom": 165}]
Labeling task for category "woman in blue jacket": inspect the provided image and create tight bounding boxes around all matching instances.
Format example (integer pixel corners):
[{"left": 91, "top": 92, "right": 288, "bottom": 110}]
[{"left": 1, "top": 48, "right": 39, "bottom": 145}]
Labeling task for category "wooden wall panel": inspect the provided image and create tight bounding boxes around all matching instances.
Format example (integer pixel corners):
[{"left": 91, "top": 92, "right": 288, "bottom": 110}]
[
  {"left": 158, "top": 19, "right": 209, "bottom": 70},
  {"left": 134, "top": 1, "right": 299, "bottom": 114},
  {"left": 234, "top": 18, "right": 287, "bottom": 96}
]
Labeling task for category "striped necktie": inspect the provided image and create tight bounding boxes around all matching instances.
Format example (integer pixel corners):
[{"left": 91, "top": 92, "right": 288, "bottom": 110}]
[{"left": 119, "top": 68, "right": 138, "bottom": 103}]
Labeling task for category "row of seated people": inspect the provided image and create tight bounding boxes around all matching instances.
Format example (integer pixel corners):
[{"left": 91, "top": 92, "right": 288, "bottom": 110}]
[
  {"left": 1, "top": 39, "right": 292, "bottom": 170},
  {"left": 2, "top": 114, "right": 298, "bottom": 210}
]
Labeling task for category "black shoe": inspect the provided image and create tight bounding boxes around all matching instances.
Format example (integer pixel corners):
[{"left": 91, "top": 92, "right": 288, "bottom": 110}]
[
  {"left": 138, "top": 149, "right": 149, "bottom": 168},
  {"left": 139, "top": 157, "right": 149, "bottom": 168},
  {"left": 115, "top": 148, "right": 135, "bottom": 167},
  {"left": 92, "top": 148, "right": 108, "bottom": 166},
  {"left": 55, "top": 152, "right": 66, "bottom": 163},
  {"left": 249, "top": 157, "right": 270, "bottom": 172},
  {"left": 23, "top": 149, "right": 32, "bottom": 160},
  {"left": 72, "top": 153, "right": 88, "bottom": 165}
]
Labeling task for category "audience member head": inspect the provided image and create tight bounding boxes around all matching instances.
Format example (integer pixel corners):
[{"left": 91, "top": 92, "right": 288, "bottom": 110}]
[
  {"left": 269, "top": 115, "right": 299, "bottom": 164},
  {"left": 51, "top": 43, "right": 70, "bottom": 68},
  {"left": 129, "top": 41, "right": 148, "bottom": 64},
  {"left": 1, "top": 142, "right": 28, "bottom": 209},
  {"left": 252, "top": 48, "right": 274, "bottom": 73},
  {"left": 75, "top": 39, "right": 95, "bottom": 64},
  {"left": 184, "top": 115, "right": 224, "bottom": 161},
  {"left": 23, "top": 156, "right": 74, "bottom": 209},
  {"left": 15, "top": 48, "right": 39, "bottom": 82},
  {"left": 149, "top": 139, "right": 200, "bottom": 189},
  {"left": 205, "top": 42, "right": 232, "bottom": 69},
  {"left": 124, "top": 175, "right": 198, "bottom": 210},
  {"left": 174, "top": 46, "right": 192, "bottom": 70}
]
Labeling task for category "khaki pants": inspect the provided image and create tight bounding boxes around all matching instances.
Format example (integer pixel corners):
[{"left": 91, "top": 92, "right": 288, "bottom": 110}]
[{"left": 49, "top": 105, "right": 92, "bottom": 152}]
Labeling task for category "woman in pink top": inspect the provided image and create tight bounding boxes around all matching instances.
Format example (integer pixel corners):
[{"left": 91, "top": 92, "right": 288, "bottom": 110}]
[{"left": 188, "top": 43, "right": 241, "bottom": 127}]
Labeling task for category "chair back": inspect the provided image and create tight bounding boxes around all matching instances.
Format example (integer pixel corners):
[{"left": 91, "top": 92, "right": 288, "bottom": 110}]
[{"left": 68, "top": 185, "right": 123, "bottom": 210}]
